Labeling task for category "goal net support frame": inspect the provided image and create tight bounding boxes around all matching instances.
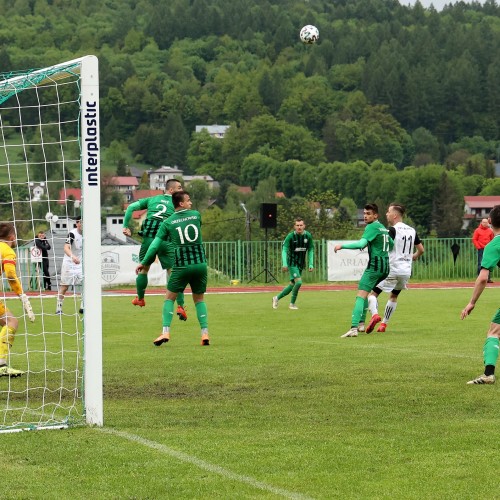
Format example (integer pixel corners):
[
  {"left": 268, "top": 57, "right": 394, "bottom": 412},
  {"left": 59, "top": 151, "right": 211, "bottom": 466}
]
[{"left": 0, "top": 55, "right": 102, "bottom": 431}]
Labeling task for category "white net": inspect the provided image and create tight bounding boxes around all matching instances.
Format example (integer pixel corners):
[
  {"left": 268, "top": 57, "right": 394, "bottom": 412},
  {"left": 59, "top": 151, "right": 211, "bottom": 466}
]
[{"left": 0, "top": 57, "right": 100, "bottom": 432}]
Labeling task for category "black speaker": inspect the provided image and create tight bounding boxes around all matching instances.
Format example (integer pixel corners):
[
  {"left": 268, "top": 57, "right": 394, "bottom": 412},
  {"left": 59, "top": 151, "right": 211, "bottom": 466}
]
[{"left": 260, "top": 203, "right": 277, "bottom": 229}]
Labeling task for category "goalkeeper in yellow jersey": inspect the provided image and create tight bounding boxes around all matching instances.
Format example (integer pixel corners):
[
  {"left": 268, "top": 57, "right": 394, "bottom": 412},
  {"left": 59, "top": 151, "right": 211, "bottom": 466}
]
[{"left": 0, "top": 222, "right": 35, "bottom": 377}]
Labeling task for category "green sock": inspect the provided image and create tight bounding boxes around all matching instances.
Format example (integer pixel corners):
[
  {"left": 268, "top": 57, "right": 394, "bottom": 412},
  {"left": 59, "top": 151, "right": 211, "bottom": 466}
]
[
  {"left": 162, "top": 299, "right": 175, "bottom": 327},
  {"left": 278, "top": 284, "right": 293, "bottom": 300},
  {"left": 177, "top": 291, "right": 185, "bottom": 307},
  {"left": 136, "top": 273, "right": 148, "bottom": 299},
  {"left": 291, "top": 281, "right": 302, "bottom": 304},
  {"left": 195, "top": 302, "right": 208, "bottom": 329},
  {"left": 359, "top": 298, "right": 368, "bottom": 324},
  {"left": 351, "top": 296, "right": 365, "bottom": 327},
  {"left": 483, "top": 337, "right": 500, "bottom": 367}
]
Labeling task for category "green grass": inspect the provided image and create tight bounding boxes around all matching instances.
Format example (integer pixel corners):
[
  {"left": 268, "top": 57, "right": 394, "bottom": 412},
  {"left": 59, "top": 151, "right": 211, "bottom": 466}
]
[{"left": 3, "top": 288, "right": 500, "bottom": 499}]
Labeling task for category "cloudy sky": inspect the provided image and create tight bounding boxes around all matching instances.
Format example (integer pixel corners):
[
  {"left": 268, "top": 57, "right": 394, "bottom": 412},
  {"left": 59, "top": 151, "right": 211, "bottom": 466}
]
[{"left": 400, "top": 0, "right": 487, "bottom": 9}]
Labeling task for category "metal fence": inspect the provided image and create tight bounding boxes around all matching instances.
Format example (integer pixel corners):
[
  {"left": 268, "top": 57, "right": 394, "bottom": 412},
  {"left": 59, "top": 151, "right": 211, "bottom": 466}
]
[
  {"left": 205, "top": 237, "right": 484, "bottom": 284},
  {"left": 15, "top": 237, "right": 487, "bottom": 290}
]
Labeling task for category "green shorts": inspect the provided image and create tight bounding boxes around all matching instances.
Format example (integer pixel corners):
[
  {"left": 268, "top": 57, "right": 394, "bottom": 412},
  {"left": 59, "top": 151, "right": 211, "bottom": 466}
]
[
  {"left": 167, "top": 263, "right": 208, "bottom": 295},
  {"left": 139, "top": 237, "right": 175, "bottom": 270},
  {"left": 288, "top": 266, "right": 303, "bottom": 282},
  {"left": 358, "top": 268, "right": 389, "bottom": 293}
]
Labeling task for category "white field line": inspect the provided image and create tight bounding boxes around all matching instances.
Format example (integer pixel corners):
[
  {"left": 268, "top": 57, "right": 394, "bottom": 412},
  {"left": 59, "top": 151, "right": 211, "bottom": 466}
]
[{"left": 98, "top": 427, "right": 314, "bottom": 500}]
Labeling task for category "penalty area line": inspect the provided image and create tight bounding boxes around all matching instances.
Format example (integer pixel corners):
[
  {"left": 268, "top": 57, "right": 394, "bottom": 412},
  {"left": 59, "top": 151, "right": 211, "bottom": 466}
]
[{"left": 98, "top": 427, "right": 314, "bottom": 500}]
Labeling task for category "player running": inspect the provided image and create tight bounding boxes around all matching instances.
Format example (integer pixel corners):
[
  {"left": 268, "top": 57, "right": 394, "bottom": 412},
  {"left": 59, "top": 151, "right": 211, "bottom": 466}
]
[
  {"left": 272, "top": 218, "right": 314, "bottom": 310},
  {"left": 334, "top": 203, "right": 393, "bottom": 338},
  {"left": 461, "top": 205, "right": 500, "bottom": 384},
  {"left": 364, "top": 203, "right": 424, "bottom": 333}
]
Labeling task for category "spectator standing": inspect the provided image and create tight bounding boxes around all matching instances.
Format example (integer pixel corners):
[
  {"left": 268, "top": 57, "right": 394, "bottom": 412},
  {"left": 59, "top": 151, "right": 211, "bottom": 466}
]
[
  {"left": 34, "top": 230, "right": 51, "bottom": 291},
  {"left": 472, "top": 218, "right": 494, "bottom": 282}
]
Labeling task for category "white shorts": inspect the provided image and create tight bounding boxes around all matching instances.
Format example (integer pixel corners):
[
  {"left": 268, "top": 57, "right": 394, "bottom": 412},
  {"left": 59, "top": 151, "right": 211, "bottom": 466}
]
[
  {"left": 376, "top": 274, "right": 410, "bottom": 293},
  {"left": 60, "top": 262, "right": 83, "bottom": 286}
]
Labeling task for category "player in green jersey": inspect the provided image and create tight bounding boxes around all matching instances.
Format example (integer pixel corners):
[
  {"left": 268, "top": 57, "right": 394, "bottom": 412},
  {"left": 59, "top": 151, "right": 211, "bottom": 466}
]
[
  {"left": 123, "top": 179, "right": 187, "bottom": 320},
  {"left": 461, "top": 205, "right": 500, "bottom": 384},
  {"left": 334, "top": 203, "right": 393, "bottom": 338},
  {"left": 136, "top": 191, "right": 210, "bottom": 346},
  {"left": 272, "top": 218, "right": 314, "bottom": 310}
]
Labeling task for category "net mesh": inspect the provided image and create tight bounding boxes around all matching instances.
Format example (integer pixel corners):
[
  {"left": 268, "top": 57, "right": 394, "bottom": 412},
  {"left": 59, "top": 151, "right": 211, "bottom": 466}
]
[{"left": 0, "top": 61, "right": 85, "bottom": 432}]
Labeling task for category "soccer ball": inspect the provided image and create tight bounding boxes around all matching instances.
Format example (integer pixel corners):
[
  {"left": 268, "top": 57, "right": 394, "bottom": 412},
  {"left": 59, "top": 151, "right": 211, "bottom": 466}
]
[{"left": 300, "top": 25, "right": 319, "bottom": 45}]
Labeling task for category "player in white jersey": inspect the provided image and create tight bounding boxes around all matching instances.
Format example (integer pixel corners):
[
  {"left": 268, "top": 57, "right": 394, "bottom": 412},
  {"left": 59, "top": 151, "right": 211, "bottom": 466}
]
[
  {"left": 365, "top": 204, "right": 424, "bottom": 333},
  {"left": 56, "top": 216, "right": 83, "bottom": 314}
]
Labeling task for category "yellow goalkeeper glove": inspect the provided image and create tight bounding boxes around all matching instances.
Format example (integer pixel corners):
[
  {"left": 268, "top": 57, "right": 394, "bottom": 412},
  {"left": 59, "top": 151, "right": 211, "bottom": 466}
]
[{"left": 20, "top": 294, "right": 35, "bottom": 322}]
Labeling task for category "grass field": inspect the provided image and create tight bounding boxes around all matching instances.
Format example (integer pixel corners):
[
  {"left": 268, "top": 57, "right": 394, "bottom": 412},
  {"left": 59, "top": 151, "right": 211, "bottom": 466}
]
[{"left": 3, "top": 288, "right": 500, "bottom": 499}]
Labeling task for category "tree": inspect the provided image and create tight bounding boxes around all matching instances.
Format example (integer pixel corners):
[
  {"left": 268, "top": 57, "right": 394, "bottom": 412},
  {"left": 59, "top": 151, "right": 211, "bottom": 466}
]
[
  {"left": 164, "top": 112, "right": 189, "bottom": 168},
  {"left": 431, "top": 171, "right": 464, "bottom": 237},
  {"left": 412, "top": 127, "right": 440, "bottom": 164},
  {"left": 187, "top": 129, "right": 223, "bottom": 175},
  {"left": 187, "top": 179, "right": 211, "bottom": 211}
]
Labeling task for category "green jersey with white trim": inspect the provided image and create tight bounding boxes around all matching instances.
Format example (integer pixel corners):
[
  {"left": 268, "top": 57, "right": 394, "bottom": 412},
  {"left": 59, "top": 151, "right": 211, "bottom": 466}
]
[
  {"left": 156, "top": 208, "right": 206, "bottom": 266},
  {"left": 480, "top": 234, "right": 500, "bottom": 271},
  {"left": 362, "top": 221, "right": 392, "bottom": 273},
  {"left": 123, "top": 194, "right": 174, "bottom": 238},
  {"left": 282, "top": 230, "right": 314, "bottom": 269}
]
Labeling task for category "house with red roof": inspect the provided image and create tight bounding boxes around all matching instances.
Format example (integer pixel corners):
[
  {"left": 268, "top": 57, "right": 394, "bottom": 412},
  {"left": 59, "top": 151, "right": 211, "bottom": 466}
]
[
  {"left": 463, "top": 196, "right": 500, "bottom": 229},
  {"left": 108, "top": 176, "right": 138, "bottom": 202},
  {"left": 58, "top": 187, "right": 82, "bottom": 205}
]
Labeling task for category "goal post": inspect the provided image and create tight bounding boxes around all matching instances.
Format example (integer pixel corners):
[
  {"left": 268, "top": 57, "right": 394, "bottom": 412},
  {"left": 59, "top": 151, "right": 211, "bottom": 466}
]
[
  {"left": 0, "top": 55, "right": 102, "bottom": 432},
  {"left": 80, "top": 56, "right": 103, "bottom": 427}
]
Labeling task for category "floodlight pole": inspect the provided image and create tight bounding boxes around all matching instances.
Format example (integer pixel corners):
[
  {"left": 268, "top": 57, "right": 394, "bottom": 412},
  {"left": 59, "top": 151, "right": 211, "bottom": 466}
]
[{"left": 240, "top": 203, "right": 252, "bottom": 281}]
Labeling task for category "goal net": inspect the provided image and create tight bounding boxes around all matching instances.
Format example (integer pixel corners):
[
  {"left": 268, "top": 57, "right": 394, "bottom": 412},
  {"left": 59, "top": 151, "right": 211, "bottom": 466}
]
[{"left": 0, "top": 55, "right": 102, "bottom": 432}]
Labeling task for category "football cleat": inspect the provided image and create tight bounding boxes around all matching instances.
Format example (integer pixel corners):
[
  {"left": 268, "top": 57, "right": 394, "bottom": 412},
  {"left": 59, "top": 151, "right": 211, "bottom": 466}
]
[
  {"left": 365, "top": 314, "right": 382, "bottom": 334},
  {"left": 467, "top": 374, "right": 495, "bottom": 385},
  {"left": 177, "top": 305, "right": 188, "bottom": 321},
  {"left": 272, "top": 296, "right": 279, "bottom": 309},
  {"left": 377, "top": 323, "right": 387, "bottom": 333},
  {"left": 79, "top": 308, "right": 84, "bottom": 314},
  {"left": 340, "top": 327, "right": 358, "bottom": 338},
  {"left": 358, "top": 323, "right": 365, "bottom": 333},
  {"left": 55, "top": 309, "right": 62, "bottom": 315},
  {"left": 289, "top": 303, "right": 299, "bottom": 310},
  {"left": 153, "top": 333, "right": 170, "bottom": 346},
  {"left": 201, "top": 333, "right": 210, "bottom": 346},
  {"left": 0, "top": 365, "right": 24, "bottom": 377},
  {"left": 132, "top": 297, "right": 146, "bottom": 307}
]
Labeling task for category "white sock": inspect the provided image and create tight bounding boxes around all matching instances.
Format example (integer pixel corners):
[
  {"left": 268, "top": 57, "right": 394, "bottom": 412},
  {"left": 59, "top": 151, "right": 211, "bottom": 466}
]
[
  {"left": 162, "top": 327, "right": 170, "bottom": 334},
  {"left": 383, "top": 300, "right": 397, "bottom": 324},
  {"left": 57, "top": 295, "right": 64, "bottom": 310},
  {"left": 368, "top": 295, "right": 378, "bottom": 315}
]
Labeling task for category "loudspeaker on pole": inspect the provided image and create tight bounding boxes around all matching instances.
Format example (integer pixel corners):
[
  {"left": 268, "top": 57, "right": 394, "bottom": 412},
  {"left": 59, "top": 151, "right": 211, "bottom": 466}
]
[{"left": 260, "top": 203, "right": 277, "bottom": 229}]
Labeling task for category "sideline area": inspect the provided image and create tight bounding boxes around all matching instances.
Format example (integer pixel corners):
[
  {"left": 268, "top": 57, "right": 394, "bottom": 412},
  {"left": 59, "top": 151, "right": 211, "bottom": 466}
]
[{"left": 103, "top": 281, "right": 499, "bottom": 296}]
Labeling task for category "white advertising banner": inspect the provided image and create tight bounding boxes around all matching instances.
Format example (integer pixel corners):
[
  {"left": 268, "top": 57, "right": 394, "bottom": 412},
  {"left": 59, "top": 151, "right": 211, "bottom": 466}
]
[
  {"left": 101, "top": 245, "right": 166, "bottom": 286},
  {"left": 327, "top": 241, "right": 369, "bottom": 281}
]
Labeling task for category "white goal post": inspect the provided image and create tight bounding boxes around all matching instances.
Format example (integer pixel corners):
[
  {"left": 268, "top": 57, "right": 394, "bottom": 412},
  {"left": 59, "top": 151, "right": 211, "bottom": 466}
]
[{"left": 0, "top": 55, "right": 102, "bottom": 431}]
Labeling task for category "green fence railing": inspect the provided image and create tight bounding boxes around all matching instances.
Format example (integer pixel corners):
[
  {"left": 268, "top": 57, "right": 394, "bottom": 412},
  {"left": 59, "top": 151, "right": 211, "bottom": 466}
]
[
  {"left": 205, "top": 237, "right": 484, "bottom": 284},
  {"left": 14, "top": 237, "right": 488, "bottom": 290}
]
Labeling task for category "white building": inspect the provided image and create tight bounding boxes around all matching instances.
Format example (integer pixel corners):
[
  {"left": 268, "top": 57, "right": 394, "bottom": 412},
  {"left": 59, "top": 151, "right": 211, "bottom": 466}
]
[
  {"left": 195, "top": 125, "right": 230, "bottom": 138},
  {"left": 149, "top": 166, "right": 184, "bottom": 190}
]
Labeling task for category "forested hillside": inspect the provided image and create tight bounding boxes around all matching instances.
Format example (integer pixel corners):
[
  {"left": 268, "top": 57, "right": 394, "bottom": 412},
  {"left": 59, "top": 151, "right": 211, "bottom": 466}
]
[{"left": 1, "top": 0, "right": 500, "bottom": 236}]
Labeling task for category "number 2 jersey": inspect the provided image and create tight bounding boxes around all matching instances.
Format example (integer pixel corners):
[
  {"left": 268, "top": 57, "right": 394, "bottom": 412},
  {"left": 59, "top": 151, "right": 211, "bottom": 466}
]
[
  {"left": 146, "top": 208, "right": 206, "bottom": 266},
  {"left": 123, "top": 194, "right": 175, "bottom": 237},
  {"left": 387, "top": 221, "right": 421, "bottom": 276}
]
